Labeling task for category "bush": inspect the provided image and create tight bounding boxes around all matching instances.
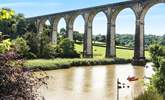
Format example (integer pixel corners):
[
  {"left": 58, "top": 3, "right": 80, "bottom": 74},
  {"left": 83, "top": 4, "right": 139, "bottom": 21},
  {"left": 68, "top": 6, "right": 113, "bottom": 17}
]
[
  {"left": 59, "top": 38, "right": 80, "bottom": 58},
  {"left": 135, "top": 89, "right": 163, "bottom": 100},
  {"left": 0, "top": 9, "right": 47, "bottom": 99},
  {"left": 0, "top": 51, "right": 47, "bottom": 100},
  {"left": 12, "top": 37, "right": 30, "bottom": 58},
  {"left": 149, "top": 45, "right": 165, "bottom": 99},
  {"left": 23, "top": 32, "right": 39, "bottom": 58},
  {"left": 42, "top": 43, "right": 62, "bottom": 59},
  {"left": 24, "top": 30, "right": 51, "bottom": 58},
  {"left": 0, "top": 39, "right": 12, "bottom": 53},
  {"left": 149, "top": 45, "right": 165, "bottom": 69},
  {"left": 152, "top": 59, "right": 165, "bottom": 97}
]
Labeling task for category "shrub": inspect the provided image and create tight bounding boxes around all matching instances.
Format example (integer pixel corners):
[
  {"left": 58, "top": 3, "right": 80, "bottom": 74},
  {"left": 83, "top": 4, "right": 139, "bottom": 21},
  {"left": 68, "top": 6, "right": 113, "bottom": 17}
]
[
  {"left": 12, "top": 37, "right": 30, "bottom": 58},
  {"left": 149, "top": 45, "right": 165, "bottom": 99},
  {"left": 24, "top": 29, "right": 51, "bottom": 58},
  {"left": 0, "top": 50, "right": 47, "bottom": 100},
  {"left": 160, "top": 59, "right": 165, "bottom": 76},
  {"left": 135, "top": 89, "right": 163, "bottom": 100},
  {"left": 42, "top": 43, "right": 62, "bottom": 59},
  {"left": 23, "top": 32, "right": 39, "bottom": 58},
  {"left": 151, "top": 59, "right": 165, "bottom": 98},
  {"left": 59, "top": 38, "right": 80, "bottom": 58},
  {"left": 149, "top": 45, "right": 165, "bottom": 69},
  {"left": 0, "top": 39, "right": 12, "bottom": 53}
]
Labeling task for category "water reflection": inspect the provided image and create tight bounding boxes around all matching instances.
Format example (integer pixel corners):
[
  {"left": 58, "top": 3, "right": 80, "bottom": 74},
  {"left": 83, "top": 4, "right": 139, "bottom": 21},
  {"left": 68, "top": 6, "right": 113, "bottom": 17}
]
[{"left": 40, "top": 63, "right": 153, "bottom": 100}]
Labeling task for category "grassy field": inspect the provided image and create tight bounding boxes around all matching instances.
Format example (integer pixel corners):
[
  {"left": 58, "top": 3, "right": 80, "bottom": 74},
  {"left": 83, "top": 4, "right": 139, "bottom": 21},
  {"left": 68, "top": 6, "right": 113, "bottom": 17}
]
[
  {"left": 25, "top": 42, "right": 150, "bottom": 70},
  {"left": 75, "top": 43, "right": 150, "bottom": 59}
]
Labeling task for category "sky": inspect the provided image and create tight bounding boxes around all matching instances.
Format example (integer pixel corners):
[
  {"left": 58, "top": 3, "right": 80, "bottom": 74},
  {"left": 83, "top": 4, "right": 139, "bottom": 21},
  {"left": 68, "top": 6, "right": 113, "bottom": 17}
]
[{"left": 0, "top": 0, "right": 165, "bottom": 36}]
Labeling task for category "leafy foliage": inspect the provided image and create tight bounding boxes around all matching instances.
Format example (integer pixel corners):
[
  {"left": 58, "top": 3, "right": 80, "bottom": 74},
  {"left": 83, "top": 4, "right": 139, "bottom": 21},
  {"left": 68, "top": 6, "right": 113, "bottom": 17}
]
[
  {"left": 0, "top": 8, "right": 14, "bottom": 20},
  {"left": 116, "top": 34, "right": 134, "bottom": 48},
  {"left": 0, "top": 9, "right": 47, "bottom": 99},
  {"left": 149, "top": 45, "right": 165, "bottom": 69},
  {"left": 0, "top": 51, "right": 47, "bottom": 100},
  {"left": 148, "top": 45, "right": 165, "bottom": 99},
  {"left": 23, "top": 32, "right": 39, "bottom": 58},
  {"left": 12, "top": 37, "right": 30, "bottom": 58},
  {"left": 59, "top": 38, "right": 80, "bottom": 58},
  {"left": 73, "top": 31, "right": 83, "bottom": 42},
  {"left": 135, "top": 87, "right": 163, "bottom": 100},
  {"left": 0, "top": 39, "right": 12, "bottom": 54},
  {"left": 41, "top": 43, "right": 62, "bottom": 59},
  {"left": 0, "top": 9, "right": 27, "bottom": 38}
]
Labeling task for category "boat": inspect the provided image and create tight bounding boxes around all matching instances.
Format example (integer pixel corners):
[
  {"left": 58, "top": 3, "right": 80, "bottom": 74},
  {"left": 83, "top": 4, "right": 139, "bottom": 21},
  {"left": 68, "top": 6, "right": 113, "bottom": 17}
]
[{"left": 127, "top": 76, "right": 139, "bottom": 81}]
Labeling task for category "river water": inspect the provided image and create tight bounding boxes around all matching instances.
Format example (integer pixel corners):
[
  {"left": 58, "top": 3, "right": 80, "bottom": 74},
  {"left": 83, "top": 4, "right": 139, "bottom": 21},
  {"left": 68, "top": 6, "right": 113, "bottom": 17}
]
[{"left": 39, "top": 63, "right": 154, "bottom": 100}]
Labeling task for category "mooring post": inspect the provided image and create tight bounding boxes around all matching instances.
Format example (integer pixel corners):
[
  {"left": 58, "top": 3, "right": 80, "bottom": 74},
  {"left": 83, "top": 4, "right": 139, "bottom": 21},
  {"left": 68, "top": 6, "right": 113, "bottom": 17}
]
[{"left": 117, "top": 78, "right": 119, "bottom": 100}]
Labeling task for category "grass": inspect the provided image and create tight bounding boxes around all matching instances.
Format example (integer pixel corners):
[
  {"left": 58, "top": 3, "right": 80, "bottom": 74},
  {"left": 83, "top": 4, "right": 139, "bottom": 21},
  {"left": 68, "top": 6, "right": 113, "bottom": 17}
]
[
  {"left": 135, "top": 90, "right": 163, "bottom": 100},
  {"left": 25, "top": 42, "right": 150, "bottom": 70},
  {"left": 25, "top": 58, "right": 131, "bottom": 71},
  {"left": 75, "top": 43, "right": 150, "bottom": 59}
]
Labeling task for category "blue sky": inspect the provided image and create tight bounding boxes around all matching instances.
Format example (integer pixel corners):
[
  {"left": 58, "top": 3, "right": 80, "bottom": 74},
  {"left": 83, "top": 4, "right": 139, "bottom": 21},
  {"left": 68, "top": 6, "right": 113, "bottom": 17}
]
[{"left": 0, "top": 0, "right": 165, "bottom": 36}]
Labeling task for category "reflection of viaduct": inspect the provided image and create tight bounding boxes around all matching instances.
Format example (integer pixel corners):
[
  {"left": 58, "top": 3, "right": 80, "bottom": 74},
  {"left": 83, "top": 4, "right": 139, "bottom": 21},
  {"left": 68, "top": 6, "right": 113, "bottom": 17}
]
[{"left": 27, "top": 0, "right": 165, "bottom": 65}]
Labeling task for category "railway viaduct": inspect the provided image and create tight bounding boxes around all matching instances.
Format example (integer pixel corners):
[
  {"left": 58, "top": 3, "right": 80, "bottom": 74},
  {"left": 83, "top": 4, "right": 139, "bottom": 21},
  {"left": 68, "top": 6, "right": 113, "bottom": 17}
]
[{"left": 26, "top": 0, "right": 165, "bottom": 65}]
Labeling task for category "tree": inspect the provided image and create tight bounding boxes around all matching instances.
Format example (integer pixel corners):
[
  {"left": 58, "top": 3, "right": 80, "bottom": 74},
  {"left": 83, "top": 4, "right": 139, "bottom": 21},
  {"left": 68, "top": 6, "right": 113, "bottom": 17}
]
[
  {"left": 59, "top": 38, "right": 80, "bottom": 58},
  {"left": 0, "top": 9, "right": 27, "bottom": 38},
  {"left": 149, "top": 45, "right": 165, "bottom": 69},
  {"left": 148, "top": 45, "right": 165, "bottom": 99},
  {"left": 23, "top": 32, "right": 39, "bottom": 58},
  {"left": 27, "top": 22, "right": 37, "bottom": 33},
  {"left": 0, "top": 8, "right": 14, "bottom": 20},
  {"left": 24, "top": 29, "right": 51, "bottom": 58},
  {"left": 73, "top": 31, "right": 83, "bottom": 42},
  {"left": 38, "top": 29, "right": 51, "bottom": 58},
  {"left": 94, "top": 34, "right": 106, "bottom": 42},
  {"left": 16, "top": 14, "right": 27, "bottom": 36},
  {"left": 60, "top": 28, "right": 67, "bottom": 38},
  {"left": 160, "top": 37, "right": 165, "bottom": 45},
  {"left": 0, "top": 9, "right": 47, "bottom": 100}
]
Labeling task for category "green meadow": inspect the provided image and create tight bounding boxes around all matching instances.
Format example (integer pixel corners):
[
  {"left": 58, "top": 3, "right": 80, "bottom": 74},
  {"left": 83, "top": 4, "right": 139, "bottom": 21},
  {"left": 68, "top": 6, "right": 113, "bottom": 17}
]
[{"left": 75, "top": 42, "right": 150, "bottom": 59}]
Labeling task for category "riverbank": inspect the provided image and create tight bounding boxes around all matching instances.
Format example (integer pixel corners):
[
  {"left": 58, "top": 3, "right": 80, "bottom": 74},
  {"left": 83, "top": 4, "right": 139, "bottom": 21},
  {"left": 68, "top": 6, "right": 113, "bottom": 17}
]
[
  {"left": 25, "top": 58, "right": 133, "bottom": 71},
  {"left": 25, "top": 58, "right": 151, "bottom": 71}
]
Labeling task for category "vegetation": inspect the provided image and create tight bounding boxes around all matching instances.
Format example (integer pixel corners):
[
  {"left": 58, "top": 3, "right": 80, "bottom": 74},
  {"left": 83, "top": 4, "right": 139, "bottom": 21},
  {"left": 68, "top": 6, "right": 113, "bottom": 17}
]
[
  {"left": 25, "top": 58, "right": 131, "bottom": 70},
  {"left": 1, "top": 5, "right": 165, "bottom": 100},
  {"left": 59, "top": 38, "right": 80, "bottom": 58},
  {"left": 0, "top": 9, "right": 26, "bottom": 38},
  {"left": 136, "top": 44, "right": 165, "bottom": 100},
  {"left": 12, "top": 37, "right": 30, "bottom": 58},
  {"left": 1, "top": 7, "right": 165, "bottom": 100},
  {"left": 75, "top": 42, "right": 150, "bottom": 59},
  {"left": 73, "top": 31, "right": 165, "bottom": 49},
  {"left": 0, "top": 9, "right": 47, "bottom": 100},
  {"left": 0, "top": 51, "right": 47, "bottom": 100},
  {"left": 135, "top": 87, "right": 163, "bottom": 100}
]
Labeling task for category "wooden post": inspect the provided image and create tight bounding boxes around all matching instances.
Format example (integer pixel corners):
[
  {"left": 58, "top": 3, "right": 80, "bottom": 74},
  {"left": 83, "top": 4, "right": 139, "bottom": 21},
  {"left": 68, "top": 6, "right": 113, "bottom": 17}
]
[{"left": 117, "top": 78, "right": 119, "bottom": 100}]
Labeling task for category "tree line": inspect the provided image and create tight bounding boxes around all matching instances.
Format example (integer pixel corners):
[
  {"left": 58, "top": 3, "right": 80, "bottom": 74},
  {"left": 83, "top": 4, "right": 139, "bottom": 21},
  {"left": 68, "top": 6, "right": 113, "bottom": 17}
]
[{"left": 73, "top": 31, "right": 165, "bottom": 48}]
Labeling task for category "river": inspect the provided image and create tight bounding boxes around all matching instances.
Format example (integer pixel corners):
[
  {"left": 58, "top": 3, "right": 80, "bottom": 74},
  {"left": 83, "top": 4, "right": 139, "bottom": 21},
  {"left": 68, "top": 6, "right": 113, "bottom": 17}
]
[{"left": 39, "top": 63, "right": 154, "bottom": 100}]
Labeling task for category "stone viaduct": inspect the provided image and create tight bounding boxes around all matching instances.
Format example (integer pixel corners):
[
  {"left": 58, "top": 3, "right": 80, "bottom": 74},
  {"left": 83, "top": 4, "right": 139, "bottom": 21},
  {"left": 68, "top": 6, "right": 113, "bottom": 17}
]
[{"left": 26, "top": 0, "right": 165, "bottom": 65}]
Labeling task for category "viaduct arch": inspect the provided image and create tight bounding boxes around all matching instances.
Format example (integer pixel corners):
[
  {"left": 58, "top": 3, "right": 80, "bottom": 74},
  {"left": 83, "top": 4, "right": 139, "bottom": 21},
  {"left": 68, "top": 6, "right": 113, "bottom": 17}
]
[{"left": 26, "top": 0, "right": 165, "bottom": 65}]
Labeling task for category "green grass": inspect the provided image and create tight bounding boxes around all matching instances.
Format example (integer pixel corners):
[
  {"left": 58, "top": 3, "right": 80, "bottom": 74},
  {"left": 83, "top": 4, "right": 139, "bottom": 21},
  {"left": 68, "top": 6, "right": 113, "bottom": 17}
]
[
  {"left": 135, "top": 90, "right": 163, "bottom": 100},
  {"left": 25, "top": 42, "right": 150, "bottom": 70},
  {"left": 75, "top": 43, "right": 150, "bottom": 59},
  {"left": 25, "top": 58, "right": 131, "bottom": 70}
]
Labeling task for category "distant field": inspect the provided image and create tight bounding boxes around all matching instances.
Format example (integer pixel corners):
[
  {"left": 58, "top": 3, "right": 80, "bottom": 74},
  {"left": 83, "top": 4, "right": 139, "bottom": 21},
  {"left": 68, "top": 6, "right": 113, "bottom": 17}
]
[{"left": 75, "top": 43, "right": 150, "bottom": 59}]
